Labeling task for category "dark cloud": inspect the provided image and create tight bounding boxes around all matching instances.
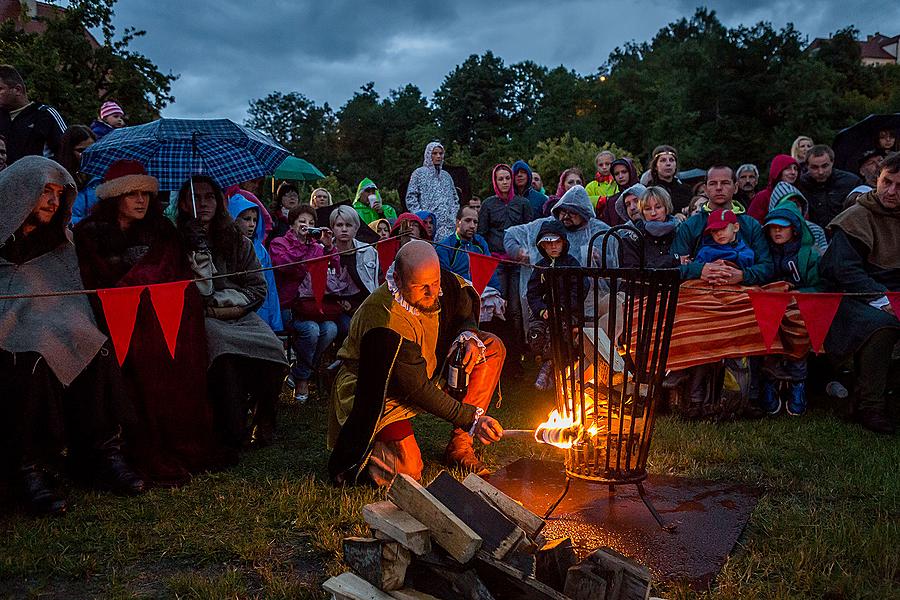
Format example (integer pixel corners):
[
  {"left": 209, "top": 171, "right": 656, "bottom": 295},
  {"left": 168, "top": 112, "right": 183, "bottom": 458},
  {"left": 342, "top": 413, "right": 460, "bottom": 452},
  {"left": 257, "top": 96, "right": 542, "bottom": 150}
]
[{"left": 103, "top": 1, "right": 895, "bottom": 122}]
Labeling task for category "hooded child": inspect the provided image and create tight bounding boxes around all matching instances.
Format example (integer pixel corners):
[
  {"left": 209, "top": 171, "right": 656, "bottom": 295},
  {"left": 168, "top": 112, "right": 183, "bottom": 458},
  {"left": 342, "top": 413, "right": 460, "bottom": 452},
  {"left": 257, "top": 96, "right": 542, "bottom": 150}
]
[
  {"left": 600, "top": 157, "right": 640, "bottom": 225},
  {"left": 758, "top": 200, "right": 821, "bottom": 417},
  {"left": 511, "top": 159, "right": 547, "bottom": 219},
  {"left": 525, "top": 219, "right": 590, "bottom": 390},
  {"left": 405, "top": 141, "right": 459, "bottom": 240},
  {"left": 227, "top": 193, "right": 283, "bottom": 332}
]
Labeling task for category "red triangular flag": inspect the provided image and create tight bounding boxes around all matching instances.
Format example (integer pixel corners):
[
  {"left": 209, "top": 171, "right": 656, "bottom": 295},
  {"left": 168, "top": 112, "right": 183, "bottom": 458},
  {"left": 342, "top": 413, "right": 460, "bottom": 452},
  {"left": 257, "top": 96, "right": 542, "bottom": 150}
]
[
  {"left": 148, "top": 280, "right": 190, "bottom": 359},
  {"left": 97, "top": 285, "right": 145, "bottom": 365},
  {"left": 746, "top": 290, "right": 792, "bottom": 352},
  {"left": 308, "top": 256, "right": 329, "bottom": 311},
  {"left": 887, "top": 292, "right": 900, "bottom": 320},
  {"left": 469, "top": 252, "right": 501, "bottom": 296},
  {"left": 376, "top": 238, "right": 400, "bottom": 277},
  {"left": 794, "top": 293, "right": 843, "bottom": 353}
]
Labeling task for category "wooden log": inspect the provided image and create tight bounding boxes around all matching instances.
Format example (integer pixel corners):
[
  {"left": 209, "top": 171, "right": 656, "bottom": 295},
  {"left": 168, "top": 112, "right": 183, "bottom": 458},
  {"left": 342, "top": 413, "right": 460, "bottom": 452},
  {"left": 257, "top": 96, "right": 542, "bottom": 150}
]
[
  {"left": 323, "top": 572, "right": 395, "bottom": 600},
  {"left": 405, "top": 557, "right": 493, "bottom": 600},
  {"left": 343, "top": 537, "right": 411, "bottom": 592},
  {"left": 462, "top": 474, "right": 545, "bottom": 542},
  {"left": 426, "top": 471, "right": 525, "bottom": 559},
  {"left": 474, "top": 553, "right": 570, "bottom": 600},
  {"left": 363, "top": 501, "right": 432, "bottom": 556},
  {"left": 563, "top": 565, "right": 609, "bottom": 600},
  {"left": 388, "top": 473, "right": 482, "bottom": 564},
  {"left": 585, "top": 547, "right": 651, "bottom": 600},
  {"left": 534, "top": 537, "right": 577, "bottom": 593}
]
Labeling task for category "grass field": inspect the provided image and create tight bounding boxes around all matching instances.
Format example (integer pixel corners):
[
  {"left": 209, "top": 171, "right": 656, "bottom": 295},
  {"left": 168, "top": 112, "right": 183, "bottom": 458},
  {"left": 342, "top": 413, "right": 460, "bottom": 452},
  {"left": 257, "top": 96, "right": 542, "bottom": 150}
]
[{"left": 1, "top": 371, "right": 898, "bottom": 599}]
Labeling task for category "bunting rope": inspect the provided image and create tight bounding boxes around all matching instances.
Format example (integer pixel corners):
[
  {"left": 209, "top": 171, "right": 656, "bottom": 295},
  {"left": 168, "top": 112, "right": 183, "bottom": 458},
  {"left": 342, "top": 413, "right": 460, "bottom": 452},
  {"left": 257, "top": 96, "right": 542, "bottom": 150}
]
[{"left": 0, "top": 232, "right": 893, "bottom": 301}]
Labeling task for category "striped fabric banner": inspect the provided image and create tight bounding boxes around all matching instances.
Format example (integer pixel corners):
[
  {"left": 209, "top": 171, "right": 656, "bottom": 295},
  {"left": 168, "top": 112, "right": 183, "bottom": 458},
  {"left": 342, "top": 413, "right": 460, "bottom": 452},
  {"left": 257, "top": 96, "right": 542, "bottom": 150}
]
[{"left": 664, "top": 281, "right": 810, "bottom": 371}]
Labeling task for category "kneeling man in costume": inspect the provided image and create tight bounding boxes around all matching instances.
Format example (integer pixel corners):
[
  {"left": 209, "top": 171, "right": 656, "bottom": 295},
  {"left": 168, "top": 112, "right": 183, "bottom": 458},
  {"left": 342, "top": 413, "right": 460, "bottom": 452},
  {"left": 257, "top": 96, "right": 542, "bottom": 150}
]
[{"left": 328, "top": 240, "right": 505, "bottom": 485}]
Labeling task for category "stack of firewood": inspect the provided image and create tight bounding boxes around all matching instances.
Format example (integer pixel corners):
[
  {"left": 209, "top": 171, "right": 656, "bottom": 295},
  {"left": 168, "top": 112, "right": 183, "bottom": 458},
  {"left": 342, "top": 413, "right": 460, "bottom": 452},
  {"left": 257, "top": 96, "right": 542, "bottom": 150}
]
[{"left": 323, "top": 471, "right": 659, "bottom": 600}]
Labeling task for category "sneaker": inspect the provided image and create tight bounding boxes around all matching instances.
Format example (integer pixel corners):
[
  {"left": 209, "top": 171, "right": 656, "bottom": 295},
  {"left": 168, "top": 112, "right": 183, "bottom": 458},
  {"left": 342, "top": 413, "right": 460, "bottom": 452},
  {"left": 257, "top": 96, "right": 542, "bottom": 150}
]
[
  {"left": 760, "top": 380, "right": 781, "bottom": 415},
  {"left": 785, "top": 382, "right": 807, "bottom": 416},
  {"left": 294, "top": 379, "right": 309, "bottom": 404}
]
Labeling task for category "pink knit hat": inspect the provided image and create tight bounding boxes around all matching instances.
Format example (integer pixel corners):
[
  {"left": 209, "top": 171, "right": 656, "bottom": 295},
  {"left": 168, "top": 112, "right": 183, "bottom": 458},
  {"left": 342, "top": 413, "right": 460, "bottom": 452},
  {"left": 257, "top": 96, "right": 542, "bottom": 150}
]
[{"left": 99, "top": 101, "right": 124, "bottom": 120}]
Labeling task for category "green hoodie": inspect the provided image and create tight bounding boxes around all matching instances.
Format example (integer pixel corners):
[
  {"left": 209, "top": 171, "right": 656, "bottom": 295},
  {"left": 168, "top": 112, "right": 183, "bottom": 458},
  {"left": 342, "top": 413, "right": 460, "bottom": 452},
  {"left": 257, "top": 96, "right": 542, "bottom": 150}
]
[{"left": 352, "top": 177, "right": 397, "bottom": 224}]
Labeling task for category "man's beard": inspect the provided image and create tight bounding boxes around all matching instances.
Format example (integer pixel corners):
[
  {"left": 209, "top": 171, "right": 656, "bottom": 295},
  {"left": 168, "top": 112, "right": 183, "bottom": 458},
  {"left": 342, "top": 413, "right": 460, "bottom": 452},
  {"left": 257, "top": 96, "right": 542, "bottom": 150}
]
[{"left": 412, "top": 297, "right": 441, "bottom": 314}]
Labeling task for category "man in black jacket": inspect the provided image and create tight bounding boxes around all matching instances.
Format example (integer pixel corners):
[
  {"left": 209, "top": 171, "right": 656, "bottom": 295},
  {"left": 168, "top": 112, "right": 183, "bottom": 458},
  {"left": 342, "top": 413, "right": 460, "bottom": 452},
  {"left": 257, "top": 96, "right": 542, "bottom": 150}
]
[
  {"left": 0, "top": 65, "right": 67, "bottom": 164},
  {"left": 797, "top": 144, "right": 862, "bottom": 229}
]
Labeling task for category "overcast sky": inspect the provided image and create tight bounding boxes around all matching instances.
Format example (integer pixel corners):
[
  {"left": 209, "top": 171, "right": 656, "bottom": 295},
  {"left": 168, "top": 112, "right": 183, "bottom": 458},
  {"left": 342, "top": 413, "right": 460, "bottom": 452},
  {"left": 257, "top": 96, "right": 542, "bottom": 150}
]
[{"left": 101, "top": 1, "right": 896, "bottom": 123}]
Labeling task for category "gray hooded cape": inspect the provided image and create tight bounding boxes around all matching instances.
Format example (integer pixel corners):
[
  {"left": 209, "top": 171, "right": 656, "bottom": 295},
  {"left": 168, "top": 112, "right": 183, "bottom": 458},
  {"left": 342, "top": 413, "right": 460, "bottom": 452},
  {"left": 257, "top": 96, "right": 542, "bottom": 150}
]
[{"left": 0, "top": 156, "right": 107, "bottom": 386}]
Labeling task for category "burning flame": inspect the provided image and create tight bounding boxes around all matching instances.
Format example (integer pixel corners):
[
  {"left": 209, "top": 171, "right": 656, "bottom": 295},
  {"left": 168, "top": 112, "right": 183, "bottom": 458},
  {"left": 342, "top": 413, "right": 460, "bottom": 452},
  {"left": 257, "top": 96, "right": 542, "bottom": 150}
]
[{"left": 534, "top": 409, "right": 576, "bottom": 449}]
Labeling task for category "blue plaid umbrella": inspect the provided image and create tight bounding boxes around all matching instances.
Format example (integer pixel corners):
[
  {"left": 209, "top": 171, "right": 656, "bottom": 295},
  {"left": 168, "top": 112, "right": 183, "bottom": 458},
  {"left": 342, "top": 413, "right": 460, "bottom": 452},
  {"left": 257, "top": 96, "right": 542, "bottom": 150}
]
[{"left": 80, "top": 118, "right": 290, "bottom": 191}]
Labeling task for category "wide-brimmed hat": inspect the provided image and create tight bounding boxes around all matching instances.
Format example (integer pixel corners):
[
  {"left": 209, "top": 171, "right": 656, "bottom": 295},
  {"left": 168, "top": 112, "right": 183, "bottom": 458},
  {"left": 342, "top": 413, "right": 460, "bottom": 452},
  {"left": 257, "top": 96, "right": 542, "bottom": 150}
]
[{"left": 96, "top": 159, "right": 158, "bottom": 200}]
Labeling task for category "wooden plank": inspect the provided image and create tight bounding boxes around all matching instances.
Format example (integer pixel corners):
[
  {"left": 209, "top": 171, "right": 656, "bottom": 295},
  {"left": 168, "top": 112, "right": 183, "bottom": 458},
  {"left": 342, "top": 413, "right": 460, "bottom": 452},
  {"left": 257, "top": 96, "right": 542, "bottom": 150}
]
[
  {"left": 426, "top": 471, "right": 525, "bottom": 559},
  {"left": 343, "top": 537, "right": 411, "bottom": 592},
  {"left": 462, "top": 474, "right": 545, "bottom": 540},
  {"left": 474, "top": 552, "right": 570, "bottom": 600},
  {"left": 323, "top": 572, "right": 395, "bottom": 600},
  {"left": 388, "top": 473, "right": 482, "bottom": 564},
  {"left": 564, "top": 566, "right": 609, "bottom": 600},
  {"left": 586, "top": 548, "right": 651, "bottom": 600},
  {"left": 363, "top": 501, "right": 432, "bottom": 556},
  {"left": 535, "top": 537, "right": 577, "bottom": 593}
]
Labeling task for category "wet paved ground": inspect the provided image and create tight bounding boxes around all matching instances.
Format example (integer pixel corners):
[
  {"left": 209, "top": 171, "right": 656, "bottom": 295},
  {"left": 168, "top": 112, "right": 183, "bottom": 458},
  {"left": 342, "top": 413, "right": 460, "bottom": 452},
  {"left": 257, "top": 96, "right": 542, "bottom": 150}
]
[{"left": 486, "top": 458, "right": 758, "bottom": 590}]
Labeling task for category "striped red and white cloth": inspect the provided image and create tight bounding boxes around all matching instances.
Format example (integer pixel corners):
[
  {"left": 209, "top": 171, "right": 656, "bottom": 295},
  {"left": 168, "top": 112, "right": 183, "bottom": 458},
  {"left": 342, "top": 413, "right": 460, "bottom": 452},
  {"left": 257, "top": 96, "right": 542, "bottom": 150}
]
[{"left": 663, "top": 281, "right": 810, "bottom": 371}]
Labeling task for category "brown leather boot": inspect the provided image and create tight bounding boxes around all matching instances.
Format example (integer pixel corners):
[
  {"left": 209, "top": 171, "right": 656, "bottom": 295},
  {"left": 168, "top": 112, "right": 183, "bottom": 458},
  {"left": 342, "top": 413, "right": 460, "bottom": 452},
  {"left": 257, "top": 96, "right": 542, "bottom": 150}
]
[{"left": 443, "top": 428, "right": 489, "bottom": 475}]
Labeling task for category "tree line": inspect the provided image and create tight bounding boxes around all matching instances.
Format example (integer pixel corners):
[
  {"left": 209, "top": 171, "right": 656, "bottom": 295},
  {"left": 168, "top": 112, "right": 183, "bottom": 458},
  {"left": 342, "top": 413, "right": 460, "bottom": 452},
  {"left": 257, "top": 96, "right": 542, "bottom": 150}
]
[{"left": 246, "top": 8, "right": 900, "bottom": 200}]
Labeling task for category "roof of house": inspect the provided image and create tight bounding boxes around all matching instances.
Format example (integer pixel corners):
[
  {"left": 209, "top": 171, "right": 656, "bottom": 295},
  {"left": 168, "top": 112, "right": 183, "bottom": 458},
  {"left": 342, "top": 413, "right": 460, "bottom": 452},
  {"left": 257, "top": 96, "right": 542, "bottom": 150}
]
[{"left": 0, "top": 0, "right": 99, "bottom": 46}]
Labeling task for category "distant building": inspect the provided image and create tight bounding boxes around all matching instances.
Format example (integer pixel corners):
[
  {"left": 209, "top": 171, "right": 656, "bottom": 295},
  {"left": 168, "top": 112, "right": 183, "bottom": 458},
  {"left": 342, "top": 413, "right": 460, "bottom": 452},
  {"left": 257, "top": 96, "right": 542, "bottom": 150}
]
[
  {"left": 808, "top": 32, "right": 899, "bottom": 66},
  {"left": 1, "top": 0, "right": 99, "bottom": 47}
]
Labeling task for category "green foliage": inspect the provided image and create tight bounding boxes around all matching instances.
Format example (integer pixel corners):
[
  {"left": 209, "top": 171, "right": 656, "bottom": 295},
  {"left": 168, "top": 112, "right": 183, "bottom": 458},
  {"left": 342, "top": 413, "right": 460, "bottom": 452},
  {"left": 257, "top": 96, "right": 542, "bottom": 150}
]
[
  {"left": 246, "top": 91, "right": 335, "bottom": 175},
  {"left": 529, "top": 134, "right": 641, "bottom": 190},
  {"left": 0, "top": 0, "right": 176, "bottom": 125}
]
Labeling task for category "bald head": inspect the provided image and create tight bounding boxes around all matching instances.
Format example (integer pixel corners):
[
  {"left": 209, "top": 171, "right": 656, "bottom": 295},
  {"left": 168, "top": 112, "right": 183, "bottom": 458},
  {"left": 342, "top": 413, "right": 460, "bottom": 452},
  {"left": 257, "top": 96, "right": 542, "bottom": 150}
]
[{"left": 394, "top": 240, "right": 441, "bottom": 313}]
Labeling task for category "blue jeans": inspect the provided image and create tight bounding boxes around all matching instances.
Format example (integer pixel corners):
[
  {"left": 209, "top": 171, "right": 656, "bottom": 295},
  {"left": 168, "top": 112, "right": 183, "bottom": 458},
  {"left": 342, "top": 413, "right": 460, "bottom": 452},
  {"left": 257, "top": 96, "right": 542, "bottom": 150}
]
[{"left": 283, "top": 310, "right": 338, "bottom": 381}]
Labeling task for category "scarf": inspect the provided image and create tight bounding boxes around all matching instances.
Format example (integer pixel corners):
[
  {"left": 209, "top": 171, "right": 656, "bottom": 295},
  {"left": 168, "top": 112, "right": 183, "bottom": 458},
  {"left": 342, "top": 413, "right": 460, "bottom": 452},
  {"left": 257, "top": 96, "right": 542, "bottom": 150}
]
[
  {"left": 643, "top": 217, "right": 678, "bottom": 238},
  {"left": 829, "top": 190, "right": 900, "bottom": 270},
  {"left": 595, "top": 173, "right": 614, "bottom": 184}
]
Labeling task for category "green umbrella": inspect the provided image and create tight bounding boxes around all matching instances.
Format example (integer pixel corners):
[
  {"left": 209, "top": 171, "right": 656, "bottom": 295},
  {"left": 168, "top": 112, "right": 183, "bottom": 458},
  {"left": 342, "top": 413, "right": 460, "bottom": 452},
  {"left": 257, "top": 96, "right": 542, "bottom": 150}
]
[{"left": 273, "top": 155, "right": 325, "bottom": 181}]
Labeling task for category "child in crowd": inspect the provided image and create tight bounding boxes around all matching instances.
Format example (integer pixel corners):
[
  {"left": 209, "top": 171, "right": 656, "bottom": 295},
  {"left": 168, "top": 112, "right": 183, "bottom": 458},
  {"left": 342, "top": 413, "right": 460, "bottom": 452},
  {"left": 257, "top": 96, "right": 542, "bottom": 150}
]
[
  {"left": 526, "top": 220, "right": 589, "bottom": 390},
  {"left": 227, "top": 194, "right": 282, "bottom": 332},
  {"left": 693, "top": 208, "right": 755, "bottom": 268},
  {"left": 368, "top": 218, "right": 391, "bottom": 240},
  {"left": 759, "top": 201, "right": 820, "bottom": 416},
  {"left": 90, "top": 101, "right": 126, "bottom": 139}
]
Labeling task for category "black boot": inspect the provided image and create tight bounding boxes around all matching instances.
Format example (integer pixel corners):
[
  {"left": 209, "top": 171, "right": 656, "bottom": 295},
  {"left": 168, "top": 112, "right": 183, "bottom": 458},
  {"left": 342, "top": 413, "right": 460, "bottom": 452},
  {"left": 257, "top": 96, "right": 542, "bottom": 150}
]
[
  {"left": 95, "top": 434, "right": 145, "bottom": 495},
  {"left": 20, "top": 464, "right": 67, "bottom": 516}
]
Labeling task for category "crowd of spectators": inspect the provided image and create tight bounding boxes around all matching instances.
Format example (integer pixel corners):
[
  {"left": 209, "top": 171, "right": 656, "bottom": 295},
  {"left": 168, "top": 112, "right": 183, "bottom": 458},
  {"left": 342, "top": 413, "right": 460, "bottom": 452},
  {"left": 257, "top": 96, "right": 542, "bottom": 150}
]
[{"left": 1, "top": 63, "right": 898, "bottom": 514}]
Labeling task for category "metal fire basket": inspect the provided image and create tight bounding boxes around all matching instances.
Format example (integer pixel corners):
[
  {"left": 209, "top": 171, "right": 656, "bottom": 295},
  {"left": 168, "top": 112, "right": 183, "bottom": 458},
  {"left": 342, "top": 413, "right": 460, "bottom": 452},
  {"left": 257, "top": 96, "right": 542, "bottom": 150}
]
[{"left": 543, "top": 226, "right": 681, "bottom": 528}]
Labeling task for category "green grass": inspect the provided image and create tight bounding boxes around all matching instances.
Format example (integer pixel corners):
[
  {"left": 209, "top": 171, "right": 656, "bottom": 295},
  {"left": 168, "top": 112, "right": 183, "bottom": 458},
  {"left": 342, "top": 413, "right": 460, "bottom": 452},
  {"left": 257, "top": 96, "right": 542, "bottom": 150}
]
[{"left": 1, "top": 372, "right": 897, "bottom": 599}]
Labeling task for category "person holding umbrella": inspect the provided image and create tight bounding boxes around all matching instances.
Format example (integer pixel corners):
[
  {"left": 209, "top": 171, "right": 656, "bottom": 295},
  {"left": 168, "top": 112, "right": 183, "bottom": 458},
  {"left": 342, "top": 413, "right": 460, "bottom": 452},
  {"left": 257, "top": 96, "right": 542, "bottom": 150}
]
[{"left": 177, "top": 176, "right": 287, "bottom": 449}]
